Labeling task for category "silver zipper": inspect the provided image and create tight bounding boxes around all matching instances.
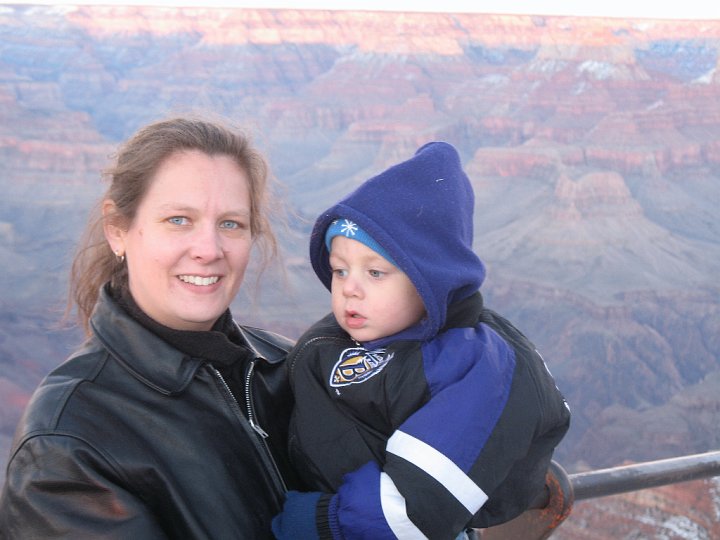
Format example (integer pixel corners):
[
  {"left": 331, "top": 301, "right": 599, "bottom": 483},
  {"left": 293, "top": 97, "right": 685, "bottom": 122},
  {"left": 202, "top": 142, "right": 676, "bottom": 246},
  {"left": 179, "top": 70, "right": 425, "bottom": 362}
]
[
  {"left": 211, "top": 365, "right": 287, "bottom": 493},
  {"left": 244, "top": 360, "right": 269, "bottom": 438}
]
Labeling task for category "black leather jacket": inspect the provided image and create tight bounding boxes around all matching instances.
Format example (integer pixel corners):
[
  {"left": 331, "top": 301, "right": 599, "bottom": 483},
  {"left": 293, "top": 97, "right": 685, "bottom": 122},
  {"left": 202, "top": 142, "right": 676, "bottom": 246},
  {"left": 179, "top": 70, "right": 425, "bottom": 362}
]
[{"left": 0, "top": 287, "right": 296, "bottom": 539}]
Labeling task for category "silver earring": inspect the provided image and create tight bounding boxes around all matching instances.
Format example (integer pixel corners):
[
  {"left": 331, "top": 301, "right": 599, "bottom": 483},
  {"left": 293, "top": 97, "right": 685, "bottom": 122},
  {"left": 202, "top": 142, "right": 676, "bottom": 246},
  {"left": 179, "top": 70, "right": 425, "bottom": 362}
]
[{"left": 115, "top": 250, "right": 125, "bottom": 264}]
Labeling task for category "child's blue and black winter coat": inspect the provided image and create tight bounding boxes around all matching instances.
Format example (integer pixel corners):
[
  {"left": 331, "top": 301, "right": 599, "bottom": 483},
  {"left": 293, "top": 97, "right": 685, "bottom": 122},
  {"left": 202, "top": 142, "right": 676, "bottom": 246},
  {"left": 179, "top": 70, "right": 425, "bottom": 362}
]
[{"left": 283, "top": 142, "right": 571, "bottom": 539}]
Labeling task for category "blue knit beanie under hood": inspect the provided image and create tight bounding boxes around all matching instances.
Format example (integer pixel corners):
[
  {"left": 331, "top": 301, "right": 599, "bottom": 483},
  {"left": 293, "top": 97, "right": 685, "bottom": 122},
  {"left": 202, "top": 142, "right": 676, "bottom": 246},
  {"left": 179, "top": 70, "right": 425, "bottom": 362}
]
[{"left": 309, "top": 142, "right": 486, "bottom": 344}]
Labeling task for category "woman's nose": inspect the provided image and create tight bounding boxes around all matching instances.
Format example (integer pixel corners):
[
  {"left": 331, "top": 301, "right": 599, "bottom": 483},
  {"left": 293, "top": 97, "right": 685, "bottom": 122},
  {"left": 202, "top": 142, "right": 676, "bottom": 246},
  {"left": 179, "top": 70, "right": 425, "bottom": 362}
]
[{"left": 189, "top": 224, "right": 224, "bottom": 261}]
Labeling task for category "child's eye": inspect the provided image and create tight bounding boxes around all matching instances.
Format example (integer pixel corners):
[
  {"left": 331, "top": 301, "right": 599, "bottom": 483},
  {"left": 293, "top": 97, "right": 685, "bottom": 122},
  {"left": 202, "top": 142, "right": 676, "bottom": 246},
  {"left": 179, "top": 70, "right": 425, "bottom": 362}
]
[
  {"left": 332, "top": 268, "right": 348, "bottom": 278},
  {"left": 168, "top": 216, "right": 189, "bottom": 226},
  {"left": 369, "top": 269, "right": 385, "bottom": 278}
]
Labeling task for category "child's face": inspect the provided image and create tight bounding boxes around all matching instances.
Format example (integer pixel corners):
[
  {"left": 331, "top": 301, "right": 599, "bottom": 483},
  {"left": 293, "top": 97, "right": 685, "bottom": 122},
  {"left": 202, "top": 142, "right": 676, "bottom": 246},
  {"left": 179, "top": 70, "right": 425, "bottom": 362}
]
[{"left": 329, "top": 235, "right": 426, "bottom": 343}]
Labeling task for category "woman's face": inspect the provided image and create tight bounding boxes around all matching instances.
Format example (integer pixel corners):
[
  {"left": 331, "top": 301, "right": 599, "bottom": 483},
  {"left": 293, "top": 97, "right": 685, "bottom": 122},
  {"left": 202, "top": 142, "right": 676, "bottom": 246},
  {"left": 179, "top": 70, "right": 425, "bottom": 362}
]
[{"left": 108, "top": 150, "right": 253, "bottom": 331}]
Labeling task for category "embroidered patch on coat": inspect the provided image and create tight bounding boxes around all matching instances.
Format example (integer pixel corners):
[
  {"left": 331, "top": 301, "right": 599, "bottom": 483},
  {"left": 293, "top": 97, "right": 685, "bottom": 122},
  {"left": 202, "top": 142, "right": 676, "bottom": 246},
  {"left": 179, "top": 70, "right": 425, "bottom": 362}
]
[{"left": 329, "top": 347, "right": 394, "bottom": 387}]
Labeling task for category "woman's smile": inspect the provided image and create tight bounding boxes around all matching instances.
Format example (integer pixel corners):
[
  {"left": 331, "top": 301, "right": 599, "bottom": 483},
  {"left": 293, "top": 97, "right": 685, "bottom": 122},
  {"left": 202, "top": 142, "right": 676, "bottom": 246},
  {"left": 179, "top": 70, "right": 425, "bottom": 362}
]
[{"left": 177, "top": 275, "right": 221, "bottom": 286}]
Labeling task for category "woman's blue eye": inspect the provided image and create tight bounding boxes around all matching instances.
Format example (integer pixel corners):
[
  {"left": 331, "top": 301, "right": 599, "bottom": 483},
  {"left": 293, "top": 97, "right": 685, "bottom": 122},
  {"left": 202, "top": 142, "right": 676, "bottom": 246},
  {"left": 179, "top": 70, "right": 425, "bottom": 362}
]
[
  {"left": 220, "top": 220, "right": 240, "bottom": 229},
  {"left": 168, "top": 216, "right": 188, "bottom": 225}
]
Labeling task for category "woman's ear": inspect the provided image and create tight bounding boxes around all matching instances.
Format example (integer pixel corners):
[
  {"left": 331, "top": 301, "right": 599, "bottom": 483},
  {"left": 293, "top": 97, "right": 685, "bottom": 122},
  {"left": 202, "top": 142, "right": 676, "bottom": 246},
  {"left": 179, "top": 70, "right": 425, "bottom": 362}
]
[{"left": 102, "top": 199, "right": 125, "bottom": 256}]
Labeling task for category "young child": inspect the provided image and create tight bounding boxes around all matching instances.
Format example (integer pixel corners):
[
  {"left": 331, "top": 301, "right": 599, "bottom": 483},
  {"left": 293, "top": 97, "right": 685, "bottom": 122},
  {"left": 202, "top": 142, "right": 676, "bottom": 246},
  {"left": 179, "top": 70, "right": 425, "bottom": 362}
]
[{"left": 272, "top": 142, "right": 571, "bottom": 540}]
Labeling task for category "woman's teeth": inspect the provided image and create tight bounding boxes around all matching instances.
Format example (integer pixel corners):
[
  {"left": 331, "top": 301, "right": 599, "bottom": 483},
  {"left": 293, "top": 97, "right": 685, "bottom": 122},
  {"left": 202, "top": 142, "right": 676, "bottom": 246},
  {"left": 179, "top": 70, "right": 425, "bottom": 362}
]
[{"left": 179, "top": 275, "right": 219, "bottom": 286}]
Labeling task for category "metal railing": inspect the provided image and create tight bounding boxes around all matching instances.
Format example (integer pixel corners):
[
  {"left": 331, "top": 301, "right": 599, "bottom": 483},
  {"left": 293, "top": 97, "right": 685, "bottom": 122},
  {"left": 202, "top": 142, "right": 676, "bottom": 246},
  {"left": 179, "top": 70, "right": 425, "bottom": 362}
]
[
  {"left": 476, "top": 450, "right": 720, "bottom": 540},
  {"left": 570, "top": 450, "right": 720, "bottom": 501}
]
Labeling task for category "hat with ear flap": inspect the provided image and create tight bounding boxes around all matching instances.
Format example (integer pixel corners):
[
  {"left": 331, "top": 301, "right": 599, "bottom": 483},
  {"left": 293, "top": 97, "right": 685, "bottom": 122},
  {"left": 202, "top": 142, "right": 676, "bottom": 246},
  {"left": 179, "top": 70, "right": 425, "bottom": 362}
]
[{"left": 309, "top": 141, "right": 485, "bottom": 342}]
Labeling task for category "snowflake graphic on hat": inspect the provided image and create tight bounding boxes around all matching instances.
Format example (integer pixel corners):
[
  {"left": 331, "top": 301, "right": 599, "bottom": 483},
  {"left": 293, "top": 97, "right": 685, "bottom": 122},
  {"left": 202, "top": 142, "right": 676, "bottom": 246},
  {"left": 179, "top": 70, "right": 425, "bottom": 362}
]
[{"left": 340, "top": 219, "right": 358, "bottom": 237}]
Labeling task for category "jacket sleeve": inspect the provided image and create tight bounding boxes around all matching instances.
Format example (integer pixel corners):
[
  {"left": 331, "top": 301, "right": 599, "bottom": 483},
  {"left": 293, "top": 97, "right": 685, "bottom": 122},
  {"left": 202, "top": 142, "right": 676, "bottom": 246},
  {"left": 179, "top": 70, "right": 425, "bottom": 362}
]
[
  {"left": 0, "top": 434, "right": 168, "bottom": 539},
  {"left": 319, "top": 323, "right": 570, "bottom": 540}
]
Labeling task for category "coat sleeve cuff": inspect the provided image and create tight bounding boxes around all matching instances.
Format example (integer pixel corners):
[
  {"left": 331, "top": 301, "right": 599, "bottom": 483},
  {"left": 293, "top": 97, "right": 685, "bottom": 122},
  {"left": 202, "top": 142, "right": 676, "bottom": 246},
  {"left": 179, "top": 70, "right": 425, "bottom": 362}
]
[{"left": 316, "top": 493, "right": 340, "bottom": 540}]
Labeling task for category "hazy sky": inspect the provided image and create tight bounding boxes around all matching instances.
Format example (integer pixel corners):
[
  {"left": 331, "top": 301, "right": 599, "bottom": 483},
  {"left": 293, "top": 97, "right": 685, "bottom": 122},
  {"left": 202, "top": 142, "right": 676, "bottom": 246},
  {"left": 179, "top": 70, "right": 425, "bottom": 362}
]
[{"left": 5, "top": 1, "right": 720, "bottom": 20}]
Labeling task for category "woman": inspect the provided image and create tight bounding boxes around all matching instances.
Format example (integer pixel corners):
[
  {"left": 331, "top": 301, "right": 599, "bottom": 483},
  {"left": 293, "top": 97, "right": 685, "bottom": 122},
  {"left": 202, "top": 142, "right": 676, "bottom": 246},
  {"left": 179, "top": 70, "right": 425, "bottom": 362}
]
[{"left": 0, "top": 116, "right": 299, "bottom": 538}]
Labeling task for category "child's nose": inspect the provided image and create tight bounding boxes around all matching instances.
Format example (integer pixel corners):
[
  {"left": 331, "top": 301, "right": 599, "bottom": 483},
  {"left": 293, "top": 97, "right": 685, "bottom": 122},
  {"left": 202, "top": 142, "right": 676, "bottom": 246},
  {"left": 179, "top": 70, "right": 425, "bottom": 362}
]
[{"left": 342, "top": 274, "right": 363, "bottom": 298}]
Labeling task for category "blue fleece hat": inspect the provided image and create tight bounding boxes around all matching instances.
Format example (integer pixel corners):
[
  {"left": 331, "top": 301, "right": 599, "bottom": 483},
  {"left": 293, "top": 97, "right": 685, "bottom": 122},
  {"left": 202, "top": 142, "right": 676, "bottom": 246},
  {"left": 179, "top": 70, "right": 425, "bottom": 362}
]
[
  {"left": 325, "top": 218, "right": 397, "bottom": 266},
  {"left": 309, "top": 141, "right": 486, "bottom": 344}
]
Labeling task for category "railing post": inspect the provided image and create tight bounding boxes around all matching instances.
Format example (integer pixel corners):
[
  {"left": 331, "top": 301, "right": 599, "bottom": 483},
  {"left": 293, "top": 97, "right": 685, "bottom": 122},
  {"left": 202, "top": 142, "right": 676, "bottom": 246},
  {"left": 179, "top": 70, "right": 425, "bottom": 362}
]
[{"left": 474, "top": 460, "right": 574, "bottom": 540}]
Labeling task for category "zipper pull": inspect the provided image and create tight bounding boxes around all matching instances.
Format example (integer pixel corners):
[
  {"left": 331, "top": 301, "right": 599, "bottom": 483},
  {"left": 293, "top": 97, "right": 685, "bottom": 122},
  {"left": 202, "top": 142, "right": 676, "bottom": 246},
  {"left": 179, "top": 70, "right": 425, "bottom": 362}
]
[{"left": 250, "top": 419, "right": 269, "bottom": 438}]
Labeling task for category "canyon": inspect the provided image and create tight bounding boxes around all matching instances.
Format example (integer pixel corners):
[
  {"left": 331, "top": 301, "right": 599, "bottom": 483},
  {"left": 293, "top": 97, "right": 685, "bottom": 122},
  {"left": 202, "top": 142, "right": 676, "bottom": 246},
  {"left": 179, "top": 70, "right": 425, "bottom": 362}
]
[{"left": 1, "top": 4, "right": 719, "bottom": 536}]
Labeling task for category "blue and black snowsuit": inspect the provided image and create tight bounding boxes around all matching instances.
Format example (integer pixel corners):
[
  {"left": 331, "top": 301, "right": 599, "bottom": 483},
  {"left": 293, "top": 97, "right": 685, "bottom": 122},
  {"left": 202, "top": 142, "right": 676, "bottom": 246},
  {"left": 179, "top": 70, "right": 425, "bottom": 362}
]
[{"left": 282, "top": 142, "right": 570, "bottom": 539}]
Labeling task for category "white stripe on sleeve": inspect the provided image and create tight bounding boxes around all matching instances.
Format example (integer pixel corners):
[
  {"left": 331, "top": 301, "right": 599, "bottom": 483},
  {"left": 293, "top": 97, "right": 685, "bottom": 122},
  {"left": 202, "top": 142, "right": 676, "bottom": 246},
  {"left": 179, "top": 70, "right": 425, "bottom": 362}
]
[
  {"left": 379, "top": 472, "right": 427, "bottom": 539},
  {"left": 386, "top": 430, "right": 488, "bottom": 514}
]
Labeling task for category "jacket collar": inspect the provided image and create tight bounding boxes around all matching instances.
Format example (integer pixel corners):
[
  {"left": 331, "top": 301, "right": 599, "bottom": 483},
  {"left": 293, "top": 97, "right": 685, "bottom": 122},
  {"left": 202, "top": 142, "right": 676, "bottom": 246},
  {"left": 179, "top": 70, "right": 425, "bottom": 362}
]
[
  {"left": 234, "top": 324, "right": 287, "bottom": 364},
  {"left": 90, "top": 286, "right": 291, "bottom": 395},
  {"left": 90, "top": 286, "right": 203, "bottom": 396},
  {"left": 441, "top": 290, "right": 484, "bottom": 331}
]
